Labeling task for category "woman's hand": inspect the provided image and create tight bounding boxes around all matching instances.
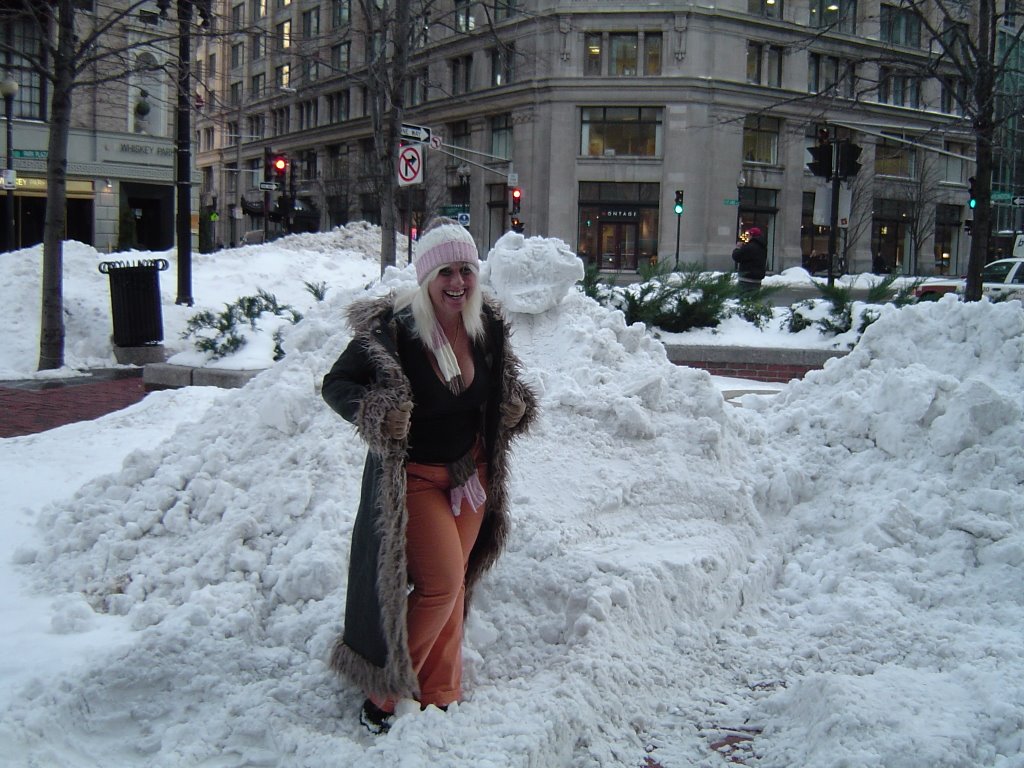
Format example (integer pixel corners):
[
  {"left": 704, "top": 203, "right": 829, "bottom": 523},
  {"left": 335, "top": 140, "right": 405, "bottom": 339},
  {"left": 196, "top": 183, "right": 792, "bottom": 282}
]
[
  {"left": 500, "top": 396, "right": 526, "bottom": 429},
  {"left": 385, "top": 402, "right": 413, "bottom": 439}
]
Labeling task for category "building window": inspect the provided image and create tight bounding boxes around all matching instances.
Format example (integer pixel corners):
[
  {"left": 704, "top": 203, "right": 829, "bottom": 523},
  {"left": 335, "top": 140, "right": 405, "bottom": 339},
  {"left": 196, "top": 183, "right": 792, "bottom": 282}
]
[
  {"left": 456, "top": 0, "right": 476, "bottom": 31},
  {"left": 494, "top": 0, "right": 517, "bottom": 21},
  {"left": 251, "top": 72, "right": 266, "bottom": 99},
  {"left": 302, "top": 8, "right": 320, "bottom": 38},
  {"left": 331, "top": 42, "right": 350, "bottom": 71},
  {"left": 247, "top": 115, "right": 266, "bottom": 141},
  {"left": 748, "top": 43, "right": 784, "bottom": 86},
  {"left": 226, "top": 121, "right": 239, "bottom": 146},
  {"left": 491, "top": 113, "right": 512, "bottom": 160},
  {"left": 580, "top": 106, "right": 663, "bottom": 157},
  {"left": 749, "top": 0, "right": 782, "bottom": 20},
  {"left": 278, "top": 0, "right": 291, "bottom": 7},
  {"left": 406, "top": 69, "right": 428, "bottom": 106},
  {"left": 252, "top": 0, "right": 268, "bottom": 21},
  {"left": 251, "top": 33, "right": 267, "bottom": 61},
  {"left": 645, "top": 33, "right": 662, "bottom": 76},
  {"left": 880, "top": 4, "right": 921, "bottom": 47},
  {"left": 450, "top": 120, "right": 472, "bottom": 162},
  {"left": 208, "top": 53, "right": 217, "bottom": 80},
  {"left": 491, "top": 44, "right": 514, "bottom": 86},
  {"left": 226, "top": 161, "right": 238, "bottom": 194},
  {"left": 808, "top": 53, "right": 854, "bottom": 96},
  {"left": 941, "top": 77, "right": 966, "bottom": 115},
  {"left": 742, "top": 115, "right": 780, "bottom": 164},
  {"left": 610, "top": 33, "right": 639, "bottom": 76},
  {"left": 231, "top": 42, "right": 244, "bottom": 69},
  {"left": 231, "top": 4, "right": 244, "bottom": 30},
  {"left": 327, "top": 90, "right": 350, "bottom": 122},
  {"left": 276, "top": 20, "right": 292, "bottom": 50},
  {"left": 3, "top": 20, "right": 45, "bottom": 119},
  {"left": 585, "top": 33, "right": 603, "bottom": 75},
  {"left": 332, "top": 0, "right": 350, "bottom": 26},
  {"left": 273, "top": 106, "right": 291, "bottom": 135},
  {"left": 809, "top": 0, "right": 856, "bottom": 32},
  {"left": 276, "top": 63, "right": 290, "bottom": 89},
  {"left": 247, "top": 158, "right": 262, "bottom": 190},
  {"left": 299, "top": 99, "right": 318, "bottom": 130},
  {"left": 452, "top": 54, "right": 473, "bottom": 95},
  {"left": 943, "top": 141, "right": 969, "bottom": 184},
  {"left": 230, "top": 80, "right": 243, "bottom": 105},
  {"left": 878, "top": 67, "right": 920, "bottom": 107},
  {"left": 746, "top": 42, "right": 763, "bottom": 84},
  {"left": 875, "top": 136, "right": 916, "bottom": 178}
]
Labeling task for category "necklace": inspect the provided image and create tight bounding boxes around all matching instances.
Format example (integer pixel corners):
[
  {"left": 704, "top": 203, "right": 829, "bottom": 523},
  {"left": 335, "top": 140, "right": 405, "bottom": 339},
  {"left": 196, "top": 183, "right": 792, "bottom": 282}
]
[{"left": 447, "top": 320, "right": 461, "bottom": 347}]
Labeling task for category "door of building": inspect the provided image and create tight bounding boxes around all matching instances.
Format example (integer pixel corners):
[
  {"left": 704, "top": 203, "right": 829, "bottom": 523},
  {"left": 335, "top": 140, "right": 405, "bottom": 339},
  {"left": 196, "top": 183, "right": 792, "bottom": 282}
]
[{"left": 599, "top": 222, "right": 638, "bottom": 271}]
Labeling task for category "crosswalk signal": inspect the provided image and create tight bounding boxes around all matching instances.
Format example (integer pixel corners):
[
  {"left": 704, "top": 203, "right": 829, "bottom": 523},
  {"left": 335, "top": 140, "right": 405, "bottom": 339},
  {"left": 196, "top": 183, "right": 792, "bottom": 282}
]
[
  {"left": 964, "top": 219, "right": 973, "bottom": 235},
  {"left": 968, "top": 177, "right": 977, "bottom": 209},
  {"left": 510, "top": 216, "right": 524, "bottom": 233},
  {"left": 272, "top": 155, "right": 289, "bottom": 179},
  {"left": 511, "top": 187, "right": 522, "bottom": 215},
  {"left": 673, "top": 189, "right": 684, "bottom": 215}
]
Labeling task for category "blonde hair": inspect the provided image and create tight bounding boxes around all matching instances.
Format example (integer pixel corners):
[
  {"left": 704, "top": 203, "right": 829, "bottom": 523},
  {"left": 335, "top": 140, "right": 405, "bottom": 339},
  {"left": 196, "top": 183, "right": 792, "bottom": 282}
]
[{"left": 395, "top": 263, "right": 485, "bottom": 345}]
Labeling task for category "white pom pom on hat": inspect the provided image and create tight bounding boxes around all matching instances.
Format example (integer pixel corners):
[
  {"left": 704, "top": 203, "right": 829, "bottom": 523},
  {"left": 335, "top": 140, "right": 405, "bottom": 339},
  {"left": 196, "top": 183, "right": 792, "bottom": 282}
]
[{"left": 414, "top": 221, "right": 479, "bottom": 284}]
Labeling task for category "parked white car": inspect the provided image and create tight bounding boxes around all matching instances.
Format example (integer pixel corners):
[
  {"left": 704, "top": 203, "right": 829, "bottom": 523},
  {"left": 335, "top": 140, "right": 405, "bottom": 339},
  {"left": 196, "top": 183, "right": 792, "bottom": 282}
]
[{"left": 914, "top": 258, "right": 1024, "bottom": 301}]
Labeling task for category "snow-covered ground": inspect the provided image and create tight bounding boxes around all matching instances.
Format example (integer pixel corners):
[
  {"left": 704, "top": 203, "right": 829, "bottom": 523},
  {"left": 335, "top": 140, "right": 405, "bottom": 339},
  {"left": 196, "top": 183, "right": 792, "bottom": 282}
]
[{"left": 0, "top": 226, "right": 1021, "bottom": 767}]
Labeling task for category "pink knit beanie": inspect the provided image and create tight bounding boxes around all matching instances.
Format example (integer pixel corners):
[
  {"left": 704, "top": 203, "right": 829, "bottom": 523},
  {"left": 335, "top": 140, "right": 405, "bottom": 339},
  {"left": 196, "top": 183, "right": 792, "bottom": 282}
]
[{"left": 414, "top": 223, "right": 479, "bottom": 284}]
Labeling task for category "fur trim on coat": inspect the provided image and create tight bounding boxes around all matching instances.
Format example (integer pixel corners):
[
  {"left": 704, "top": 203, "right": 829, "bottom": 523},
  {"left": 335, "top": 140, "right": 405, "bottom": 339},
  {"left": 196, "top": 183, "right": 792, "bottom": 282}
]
[{"left": 321, "top": 294, "right": 538, "bottom": 700}]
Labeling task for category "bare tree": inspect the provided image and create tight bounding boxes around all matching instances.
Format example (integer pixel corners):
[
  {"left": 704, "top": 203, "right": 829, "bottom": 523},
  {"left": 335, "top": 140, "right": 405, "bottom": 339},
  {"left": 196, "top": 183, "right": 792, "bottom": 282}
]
[
  {"left": 899, "top": 0, "right": 1024, "bottom": 299},
  {"left": 0, "top": 0, "right": 210, "bottom": 369}
]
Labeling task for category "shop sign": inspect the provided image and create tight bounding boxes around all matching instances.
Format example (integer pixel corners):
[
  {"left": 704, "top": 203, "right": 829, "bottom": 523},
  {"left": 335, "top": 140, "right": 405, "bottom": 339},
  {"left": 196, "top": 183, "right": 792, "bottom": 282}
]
[{"left": 599, "top": 208, "right": 639, "bottom": 221}]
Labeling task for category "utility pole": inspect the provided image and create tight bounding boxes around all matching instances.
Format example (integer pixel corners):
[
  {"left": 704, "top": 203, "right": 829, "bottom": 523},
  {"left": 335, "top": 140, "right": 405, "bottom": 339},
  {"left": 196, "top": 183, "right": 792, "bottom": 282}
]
[{"left": 827, "top": 130, "right": 840, "bottom": 289}]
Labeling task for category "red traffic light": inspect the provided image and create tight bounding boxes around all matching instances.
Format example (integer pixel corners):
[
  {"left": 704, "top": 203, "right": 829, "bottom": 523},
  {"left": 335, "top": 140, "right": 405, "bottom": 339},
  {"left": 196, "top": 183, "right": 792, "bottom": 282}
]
[
  {"left": 272, "top": 156, "right": 288, "bottom": 175},
  {"left": 511, "top": 187, "right": 522, "bottom": 214}
]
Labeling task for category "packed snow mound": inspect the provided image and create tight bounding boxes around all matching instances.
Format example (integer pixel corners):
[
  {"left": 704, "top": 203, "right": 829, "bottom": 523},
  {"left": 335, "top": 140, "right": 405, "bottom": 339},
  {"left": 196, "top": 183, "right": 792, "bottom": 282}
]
[
  {"left": 716, "top": 296, "right": 1024, "bottom": 767},
  {"left": 11, "top": 267, "right": 776, "bottom": 765},
  {"left": 483, "top": 232, "right": 585, "bottom": 314}
]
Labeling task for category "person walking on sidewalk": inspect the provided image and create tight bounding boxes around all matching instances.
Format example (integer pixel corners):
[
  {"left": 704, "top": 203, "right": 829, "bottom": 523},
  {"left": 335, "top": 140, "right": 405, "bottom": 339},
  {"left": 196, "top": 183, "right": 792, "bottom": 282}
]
[
  {"left": 321, "top": 220, "right": 538, "bottom": 734},
  {"left": 732, "top": 226, "right": 768, "bottom": 294}
]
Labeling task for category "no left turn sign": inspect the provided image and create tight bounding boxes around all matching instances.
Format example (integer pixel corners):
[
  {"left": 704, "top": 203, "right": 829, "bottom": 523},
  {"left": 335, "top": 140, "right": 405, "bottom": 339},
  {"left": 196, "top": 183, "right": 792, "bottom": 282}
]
[{"left": 398, "top": 144, "right": 423, "bottom": 187}]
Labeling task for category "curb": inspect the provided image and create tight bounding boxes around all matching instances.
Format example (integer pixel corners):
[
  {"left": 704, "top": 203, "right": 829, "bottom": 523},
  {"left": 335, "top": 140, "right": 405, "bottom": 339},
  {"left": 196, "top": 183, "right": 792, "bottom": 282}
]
[
  {"left": 143, "top": 363, "right": 265, "bottom": 391},
  {"left": 664, "top": 344, "right": 847, "bottom": 383}
]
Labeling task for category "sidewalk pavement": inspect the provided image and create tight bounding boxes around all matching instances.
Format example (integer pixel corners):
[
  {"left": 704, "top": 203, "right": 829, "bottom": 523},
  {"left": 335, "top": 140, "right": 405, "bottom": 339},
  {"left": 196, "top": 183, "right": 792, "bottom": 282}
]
[{"left": 0, "top": 369, "right": 147, "bottom": 439}]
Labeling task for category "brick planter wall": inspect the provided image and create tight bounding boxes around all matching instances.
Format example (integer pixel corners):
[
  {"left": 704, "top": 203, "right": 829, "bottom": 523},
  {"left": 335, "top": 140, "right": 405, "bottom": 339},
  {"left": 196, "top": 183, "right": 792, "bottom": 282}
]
[{"left": 664, "top": 344, "right": 848, "bottom": 383}]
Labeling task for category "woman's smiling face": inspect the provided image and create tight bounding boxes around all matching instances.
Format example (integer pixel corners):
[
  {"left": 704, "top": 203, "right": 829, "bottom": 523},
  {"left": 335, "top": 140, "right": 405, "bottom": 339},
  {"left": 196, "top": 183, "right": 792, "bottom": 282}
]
[{"left": 428, "top": 262, "right": 477, "bottom": 321}]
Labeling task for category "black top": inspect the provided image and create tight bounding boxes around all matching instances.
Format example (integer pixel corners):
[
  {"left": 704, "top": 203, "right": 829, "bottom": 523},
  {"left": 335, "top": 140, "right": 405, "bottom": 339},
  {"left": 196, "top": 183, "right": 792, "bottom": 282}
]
[{"left": 397, "top": 327, "right": 490, "bottom": 463}]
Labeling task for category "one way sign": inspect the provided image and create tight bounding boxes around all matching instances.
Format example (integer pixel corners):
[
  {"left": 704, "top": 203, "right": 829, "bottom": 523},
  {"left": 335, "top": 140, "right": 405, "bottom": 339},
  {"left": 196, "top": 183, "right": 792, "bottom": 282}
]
[{"left": 400, "top": 123, "right": 432, "bottom": 144}]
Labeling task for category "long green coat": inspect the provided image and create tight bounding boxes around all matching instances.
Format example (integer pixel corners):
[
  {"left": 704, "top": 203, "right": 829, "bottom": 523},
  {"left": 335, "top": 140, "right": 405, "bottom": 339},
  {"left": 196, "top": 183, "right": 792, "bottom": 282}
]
[{"left": 321, "top": 295, "right": 538, "bottom": 699}]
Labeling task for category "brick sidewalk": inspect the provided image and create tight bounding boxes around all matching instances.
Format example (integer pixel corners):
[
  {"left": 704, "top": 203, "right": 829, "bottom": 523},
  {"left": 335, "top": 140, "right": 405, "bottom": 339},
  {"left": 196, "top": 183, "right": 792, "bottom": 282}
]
[{"left": 0, "top": 370, "right": 147, "bottom": 439}]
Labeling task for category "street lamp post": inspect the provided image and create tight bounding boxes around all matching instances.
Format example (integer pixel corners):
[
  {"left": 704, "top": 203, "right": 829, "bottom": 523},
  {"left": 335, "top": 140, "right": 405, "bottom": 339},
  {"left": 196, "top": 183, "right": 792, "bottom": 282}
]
[{"left": 1, "top": 76, "right": 18, "bottom": 253}]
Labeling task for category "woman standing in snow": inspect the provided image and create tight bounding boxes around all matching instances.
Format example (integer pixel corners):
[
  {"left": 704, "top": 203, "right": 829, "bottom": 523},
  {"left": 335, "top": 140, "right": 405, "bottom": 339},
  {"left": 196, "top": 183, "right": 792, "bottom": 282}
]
[{"left": 321, "top": 221, "right": 538, "bottom": 734}]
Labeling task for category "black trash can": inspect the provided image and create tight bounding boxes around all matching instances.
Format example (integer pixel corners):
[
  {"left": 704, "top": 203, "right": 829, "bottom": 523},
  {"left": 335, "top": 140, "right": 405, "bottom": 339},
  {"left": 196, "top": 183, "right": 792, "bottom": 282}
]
[{"left": 98, "top": 258, "right": 169, "bottom": 347}]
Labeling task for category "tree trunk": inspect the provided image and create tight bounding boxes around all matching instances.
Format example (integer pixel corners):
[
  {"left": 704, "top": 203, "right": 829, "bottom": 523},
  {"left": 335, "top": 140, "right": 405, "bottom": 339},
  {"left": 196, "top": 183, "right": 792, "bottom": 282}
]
[
  {"left": 38, "top": 0, "right": 75, "bottom": 370},
  {"left": 965, "top": 0, "right": 996, "bottom": 302}
]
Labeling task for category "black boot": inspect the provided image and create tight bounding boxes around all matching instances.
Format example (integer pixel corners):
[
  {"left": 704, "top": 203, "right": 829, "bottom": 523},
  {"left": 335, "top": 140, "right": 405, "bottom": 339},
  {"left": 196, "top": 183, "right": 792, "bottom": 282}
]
[{"left": 360, "top": 699, "right": 394, "bottom": 735}]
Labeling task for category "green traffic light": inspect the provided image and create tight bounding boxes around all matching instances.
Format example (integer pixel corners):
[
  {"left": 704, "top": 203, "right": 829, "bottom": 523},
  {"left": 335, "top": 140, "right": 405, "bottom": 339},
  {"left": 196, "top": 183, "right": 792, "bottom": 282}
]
[
  {"left": 674, "top": 203, "right": 684, "bottom": 215},
  {"left": 969, "top": 199, "right": 977, "bottom": 209}
]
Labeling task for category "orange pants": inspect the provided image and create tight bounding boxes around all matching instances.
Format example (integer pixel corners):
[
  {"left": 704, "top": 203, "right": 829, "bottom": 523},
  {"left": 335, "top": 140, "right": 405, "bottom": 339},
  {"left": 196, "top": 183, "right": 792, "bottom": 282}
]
[{"left": 372, "top": 454, "right": 488, "bottom": 711}]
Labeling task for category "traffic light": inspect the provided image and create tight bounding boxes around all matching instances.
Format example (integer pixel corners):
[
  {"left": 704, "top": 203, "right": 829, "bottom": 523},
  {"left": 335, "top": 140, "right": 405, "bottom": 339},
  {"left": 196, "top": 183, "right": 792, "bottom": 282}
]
[
  {"left": 837, "top": 141, "right": 862, "bottom": 180},
  {"left": 807, "top": 144, "right": 832, "bottom": 178},
  {"left": 968, "top": 177, "right": 977, "bottom": 209},
  {"left": 511, "top": 187, "right": 522, "bottom": 215},
  {"left": 964, "top": 219, "right": 973, "bottom": 235},
  {"left": 673, "top": 189, "right": 684, "bottom": 215},
  {"left": 272, "top": 154, "right": 289, "bottom": 179},
  {"left": 510, "top": 216, "right": 524, "bottom": 233}
]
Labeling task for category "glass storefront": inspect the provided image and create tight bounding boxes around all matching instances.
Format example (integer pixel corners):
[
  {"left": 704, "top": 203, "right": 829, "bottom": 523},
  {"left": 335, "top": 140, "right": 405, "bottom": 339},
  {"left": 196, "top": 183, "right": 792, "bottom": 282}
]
[{"left": 577, "top": 182, "right": 659, "bottom": 270}]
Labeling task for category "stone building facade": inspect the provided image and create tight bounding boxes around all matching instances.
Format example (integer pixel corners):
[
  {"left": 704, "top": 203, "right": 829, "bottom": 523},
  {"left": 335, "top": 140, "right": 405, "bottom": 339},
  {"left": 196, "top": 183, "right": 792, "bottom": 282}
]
[{"left": 193, "top": 0, "right": 980, "bottom": 275}]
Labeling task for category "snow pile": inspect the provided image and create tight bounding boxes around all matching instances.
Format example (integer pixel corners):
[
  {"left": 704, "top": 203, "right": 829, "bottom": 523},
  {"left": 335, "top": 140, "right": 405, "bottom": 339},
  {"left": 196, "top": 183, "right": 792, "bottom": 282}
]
[
  {"left": 1, "top": 226, "right": 1023, "bottom": 767},
  {"left": 692, "top": 295, "right": 1024, "bottom": 767}
]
